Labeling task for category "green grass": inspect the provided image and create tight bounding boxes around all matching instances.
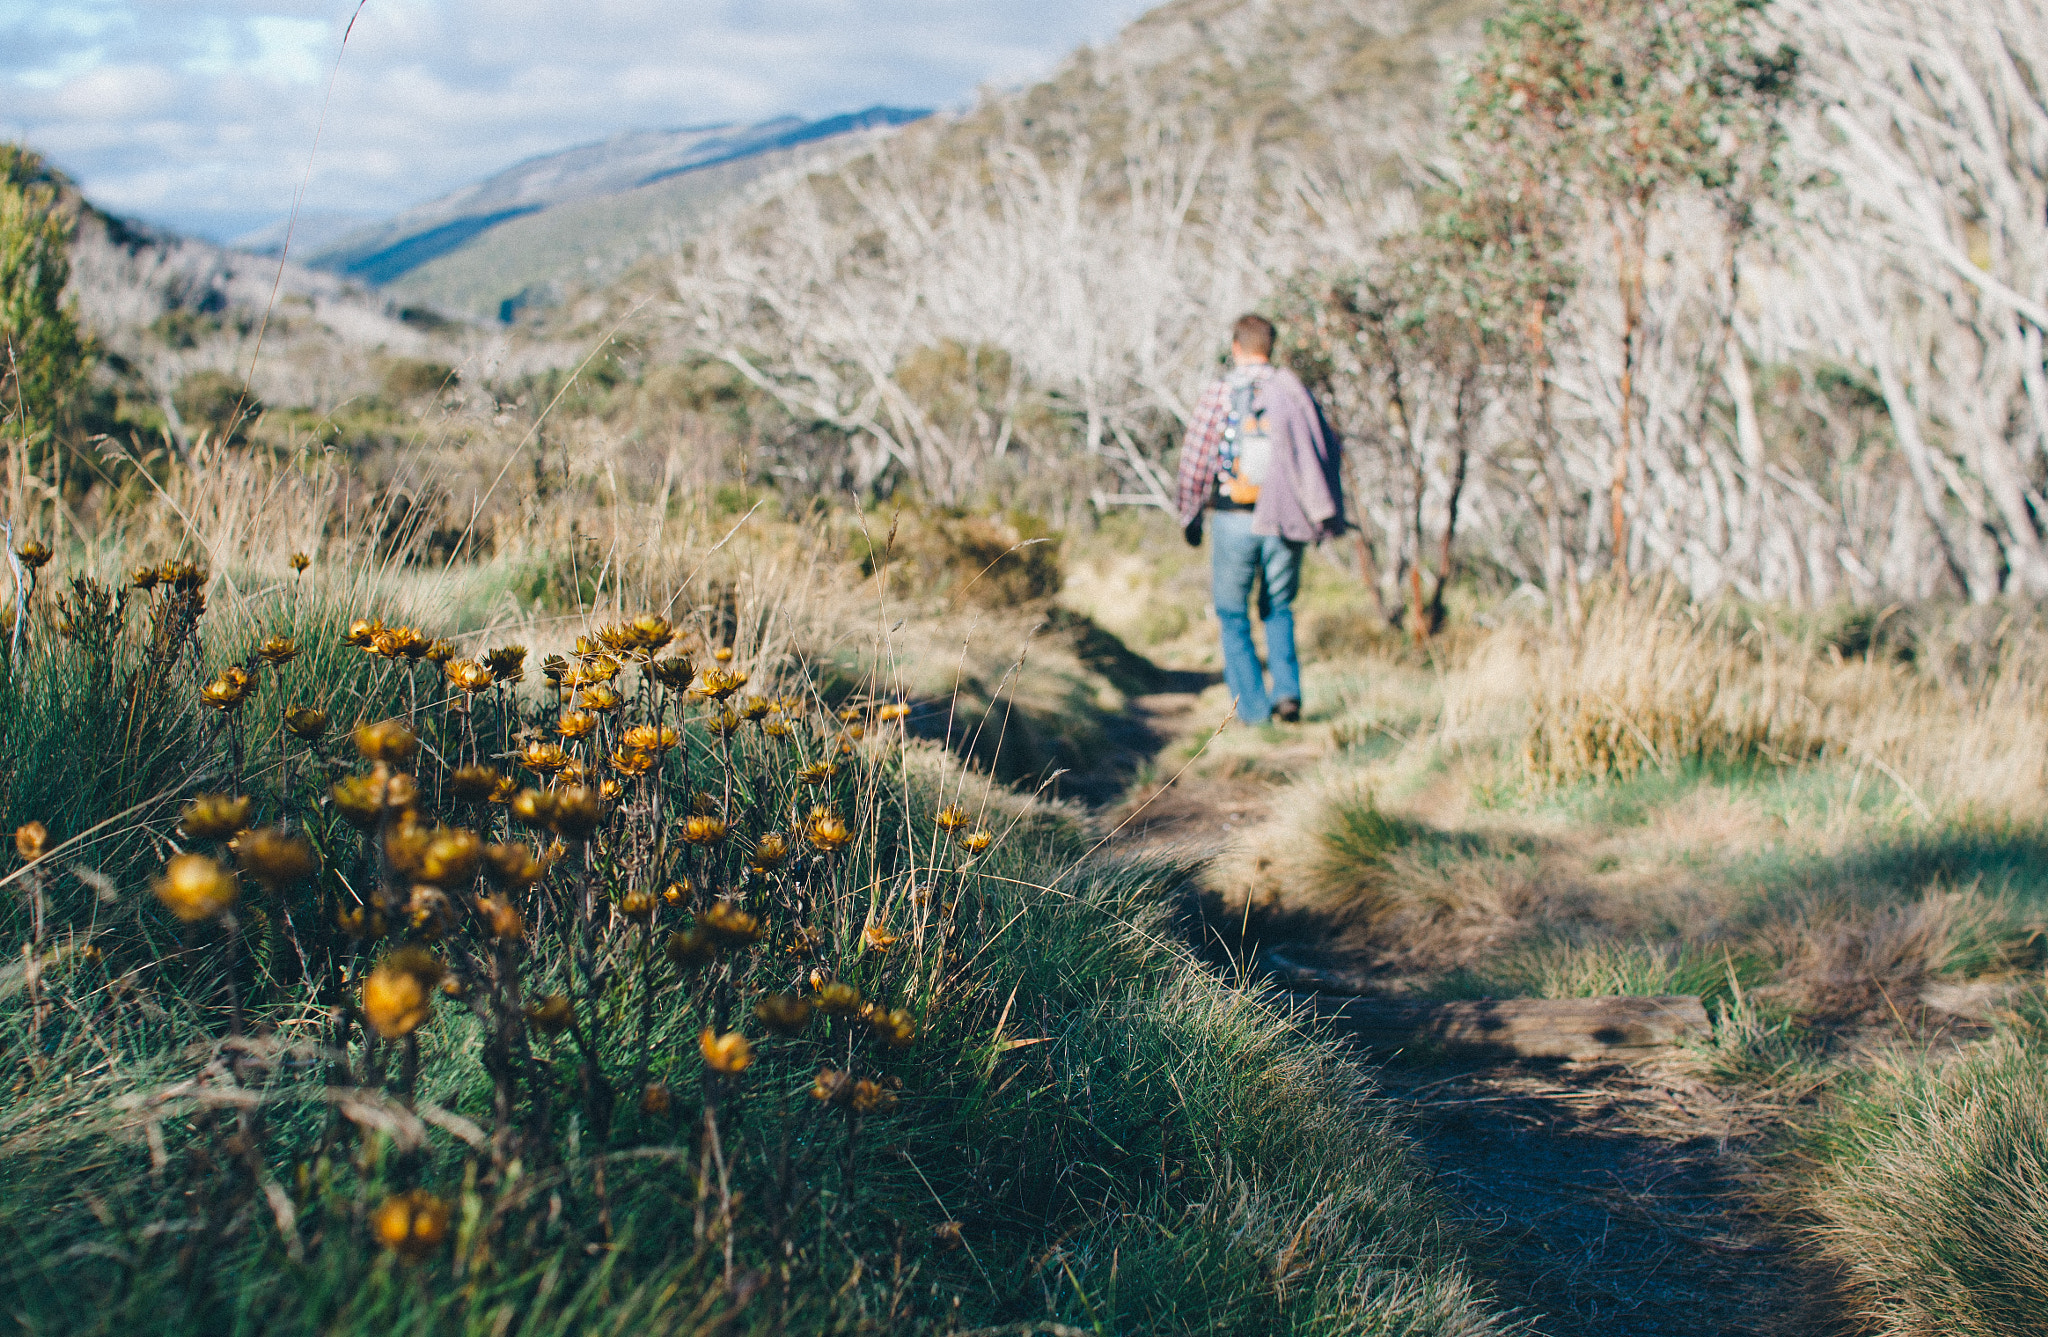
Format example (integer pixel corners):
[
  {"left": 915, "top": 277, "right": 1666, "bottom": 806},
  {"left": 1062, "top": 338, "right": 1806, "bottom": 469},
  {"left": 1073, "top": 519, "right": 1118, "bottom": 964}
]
[{"left": 0, "top": 557, "right": 1508, "bottom": 1336}]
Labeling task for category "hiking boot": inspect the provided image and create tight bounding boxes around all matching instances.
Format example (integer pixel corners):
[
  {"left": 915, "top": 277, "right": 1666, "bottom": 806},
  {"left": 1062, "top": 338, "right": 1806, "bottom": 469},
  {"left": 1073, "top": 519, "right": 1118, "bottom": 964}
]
[{"left": 1273, "top": 698, "right": 1300, "bottom": 723}]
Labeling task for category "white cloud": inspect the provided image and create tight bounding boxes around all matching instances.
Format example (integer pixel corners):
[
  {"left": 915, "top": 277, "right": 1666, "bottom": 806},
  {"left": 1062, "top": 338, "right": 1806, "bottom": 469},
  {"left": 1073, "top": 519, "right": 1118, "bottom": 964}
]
[{"left": 0, "top": 0, "right": 1154, "bottom": 239}]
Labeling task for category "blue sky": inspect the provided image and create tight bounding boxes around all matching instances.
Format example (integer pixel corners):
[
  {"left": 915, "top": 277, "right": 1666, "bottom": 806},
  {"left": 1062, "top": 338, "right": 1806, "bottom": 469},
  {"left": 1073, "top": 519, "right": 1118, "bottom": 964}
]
[{"left": 0, "top": 0, "right": 1155, "bottom": 241}]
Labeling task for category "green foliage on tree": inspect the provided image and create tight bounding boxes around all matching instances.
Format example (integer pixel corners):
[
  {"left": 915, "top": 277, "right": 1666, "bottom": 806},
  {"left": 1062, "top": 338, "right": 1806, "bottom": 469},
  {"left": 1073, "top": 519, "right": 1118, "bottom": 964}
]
[
  {"left": 0, "top": 145, "right": 88, "bottom": 439},
  {"left": 1454, "top": 0, "right": 1797, "bottom": 566}
]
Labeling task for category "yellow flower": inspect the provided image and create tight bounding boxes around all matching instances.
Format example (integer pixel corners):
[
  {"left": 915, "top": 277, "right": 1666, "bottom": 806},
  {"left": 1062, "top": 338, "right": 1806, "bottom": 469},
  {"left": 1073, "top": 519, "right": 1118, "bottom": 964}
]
[
  {"left": 518, "top": 740, "right": 570, "bottom": 774},
  {"left": 417, "top": 828, "right": 483, "bottom": 886},
  {"left": 739, "top": 696, "right": 772, "bottom": 721},
  {"left": 879, "top": 702, "right": 910, "bottom": 723},
  {"left": 962, "top": 830, "right": 994, "bottom": 854},
  {"left": 763, "top": 718, "right": 791, "bottom": 739},
  {"left": 331, "top": 771, "right": 412, "bottom": 829},
  {"left": 371, "top": 1189, "right": 450, "bottom": 1263},
  {"left": 236, "top": 827, "right": 316, "bottom": 889},
  {"left": 698, "top": 667, "right": 744, "bottom": 701},
  {"left": 699, "top": 1028, "right": 753, "bottom": 1075},
  {"left": 630, "top": 613, "right": 676, "bottom": 653},
  {"left": 289, "top": 552, "right": 310, "bottom": 573},
  {"left": 257, "top": 635, "right": 300, "bottom": 666},
  {"left": 345, "top": 617, "right": 384, "bottom": 649},
  {"left": 555, "top": 710, "right": 598, "bottom": 740},
  {"left": 383, "top": 819, "right": 431, "bottom": 880},
  {"left": 362, "top": 948, "right": 445, "bottom": 1039},
  {"left": 806, "top": 806, "right": 853, "bottom": 853},
  {"left": 549, "top": 785, "right": 605, "bottom": 840},
  {"left": 749, "top": 831, "right": 790, "bottom": 872},
  {"left": 484, "top": 842, "right": 544, "bottom": 889},
  {"left": 610, "top": 748, "right": 655, "bottom": 777},
  {"left": 336, "top": 904, "right": 387, "bottom": 939},
  {"left": 869, "top": 1006, "right": 918, "bottom": 1048},
  {"left": 598, "top": 778, "right": 624, "bottom": 802},
  {"left": 700, "top": 900, "right": 762, "bottom": 945},
  {"left": 850, "top": 1079, "right": 897, "bottom": 1115},
  {"left": 617, "top": 887, "right": 656, "bottom": 922},
  {"left": 577, "top": 684, "right": 622, "bottom": 712},
  {"left": 681, "top": 815, "right": 728, "bottom": 847},
  {"left": 13, "top": 539, "right": 51, "bottom": 570},
  {"left": 424, "top": 640, "right": 455, "bottom": 666},
  {"left": 448, "top": 765, "right": 503, "bottom": 802},
  {"left": 662, "top": 878, "right": 694, "bottom": 907},
  {"left": 130, "top": 565, "right": 160, "bottom": 590},
  {"left": 180, "top": 794, "right": 251, "bottom": 841},
  {"left": 14, "top": 821, "right": 47, "bottom": 863},
  {"left": 406, "top": 885, "right": 457, "bottom": 936},
  {"left": 622, "top": 724, "right": 680, "bottom": 753},
  {"left": 283, "top": 705, "right": 329, "bottom": 740},
  {"left": 475, "top": 895, "right": 526, "bottom": 941},
  {"left": 665, "top": 927, "right": 716, "bottom": 969},
  {"left": 814, "top": 980, "right": 862, "bottom": 1016},
  {"left": 159, "top": 559, "right": 206, "bottom": 590},
  {"left": 354, "top": 719, "right": 418, "bottom": 765},
  {"left": 444, "top": 659, "right": 494, "bottom": 693},
  {"left": 509, "top": 788, "right": 558, "bottom": 829},
  {"left": 484, "top": 645, "right": 527, "bottom": 683},
  {"left": 707, "top": 709, "right": 741, "bottom": 738},
  {"left": 525, "top": 994, "right": 574, "bottom": 1035},
  {"left": 648, "top": 656, "right": 695, "bottom": 687},
  {"left": 810, "top": 1067, "right": 853, "bottom": 1106},
  {"left": 799, "top": 762, "right": 837, "bottom": 786},
  {"left": 152, "top": 854, "right": 238, "bottom": 922},
  {"left": 199, "top": 675, "right": 249, "bottom": 713},
  {"left": 935, "top": 805, "right": 971, "bottom": 833},
  {"left": 713, "top": 646, "right": 734, "bottom": 663},
  {"left": 862, "top": 924, "right": 899, "bottom": 953},
  {"left": 753, "top": 992, "right": 813, "bottom": 1036}
]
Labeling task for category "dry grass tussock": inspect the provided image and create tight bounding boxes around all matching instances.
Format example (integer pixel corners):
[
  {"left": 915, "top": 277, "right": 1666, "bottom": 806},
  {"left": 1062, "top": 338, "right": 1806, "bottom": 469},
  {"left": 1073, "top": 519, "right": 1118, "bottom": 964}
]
[
  {"left": 1798, "top": 1035, "right": 2048, "bottom": 1337},
  {"left": 1485, "top": 585, "right": 2048, "bottom": 815}
]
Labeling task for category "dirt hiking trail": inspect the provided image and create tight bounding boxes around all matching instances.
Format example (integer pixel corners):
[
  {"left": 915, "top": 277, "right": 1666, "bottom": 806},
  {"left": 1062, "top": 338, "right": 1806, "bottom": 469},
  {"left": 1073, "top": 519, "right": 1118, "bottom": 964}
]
[{"left": 1096, "top": 688, "right": 1837, "bottom": 1337}]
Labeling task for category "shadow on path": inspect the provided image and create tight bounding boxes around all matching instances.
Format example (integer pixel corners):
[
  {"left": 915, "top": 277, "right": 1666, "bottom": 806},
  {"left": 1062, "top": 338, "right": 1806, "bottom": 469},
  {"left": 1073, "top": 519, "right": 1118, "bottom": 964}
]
[{"left": 1371, "top": 1059, "right": 1843, "bottom": 1337}]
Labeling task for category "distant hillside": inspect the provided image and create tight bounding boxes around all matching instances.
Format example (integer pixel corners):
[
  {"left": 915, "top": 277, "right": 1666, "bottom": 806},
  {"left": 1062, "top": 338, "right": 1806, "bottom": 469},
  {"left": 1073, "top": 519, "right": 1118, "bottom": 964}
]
[{"left": 306, "top": 108, "right": 928, "bottom": 322}]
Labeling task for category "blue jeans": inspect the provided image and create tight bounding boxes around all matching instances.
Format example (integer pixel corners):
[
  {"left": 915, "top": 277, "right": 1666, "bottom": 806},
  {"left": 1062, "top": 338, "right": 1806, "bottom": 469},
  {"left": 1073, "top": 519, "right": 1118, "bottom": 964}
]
[{"left": 1208, "top": 509, "right": 1303, "bottom": 724}]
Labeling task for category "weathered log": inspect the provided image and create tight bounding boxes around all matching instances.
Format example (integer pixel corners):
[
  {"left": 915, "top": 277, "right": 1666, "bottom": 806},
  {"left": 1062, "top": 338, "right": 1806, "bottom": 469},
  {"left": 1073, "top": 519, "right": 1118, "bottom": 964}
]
[{"left": 1286, "top": 992, "right": 1710, "bottom": 1060}]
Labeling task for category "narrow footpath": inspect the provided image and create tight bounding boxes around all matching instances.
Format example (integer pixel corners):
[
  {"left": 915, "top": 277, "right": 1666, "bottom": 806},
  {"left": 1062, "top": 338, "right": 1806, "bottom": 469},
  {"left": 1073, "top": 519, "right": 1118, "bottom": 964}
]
[{"left": 1094, "top": 688, "right": 1836, "bottom": 1337}]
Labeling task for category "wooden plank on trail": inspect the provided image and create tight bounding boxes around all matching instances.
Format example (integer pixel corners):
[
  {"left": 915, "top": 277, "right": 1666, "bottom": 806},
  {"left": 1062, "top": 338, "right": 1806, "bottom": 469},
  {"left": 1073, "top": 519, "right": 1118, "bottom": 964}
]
[{"left": 1286, "top": 992, "right": 1710, "bottom": 1060}]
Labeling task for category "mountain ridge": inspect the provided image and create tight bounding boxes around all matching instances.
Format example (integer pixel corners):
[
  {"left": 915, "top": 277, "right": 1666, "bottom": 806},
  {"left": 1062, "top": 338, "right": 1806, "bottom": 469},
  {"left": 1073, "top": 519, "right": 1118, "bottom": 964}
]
[{"left": 302, "top": 106, "right": 930, "bottom": 318}]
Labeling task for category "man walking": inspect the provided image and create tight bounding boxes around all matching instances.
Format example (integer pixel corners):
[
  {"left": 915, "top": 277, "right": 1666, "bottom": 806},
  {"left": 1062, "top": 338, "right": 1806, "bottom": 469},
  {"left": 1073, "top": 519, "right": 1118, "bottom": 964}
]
[{"left": 1175, "top": 314, "right": 1344, "bottom": 725}]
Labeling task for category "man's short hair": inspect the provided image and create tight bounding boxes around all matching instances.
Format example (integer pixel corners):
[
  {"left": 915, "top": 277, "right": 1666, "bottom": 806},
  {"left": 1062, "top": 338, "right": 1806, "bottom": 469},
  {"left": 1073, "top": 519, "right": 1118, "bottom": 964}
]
[{"left": 1232, "top": 313, "right": 1276, "bottom": 357}]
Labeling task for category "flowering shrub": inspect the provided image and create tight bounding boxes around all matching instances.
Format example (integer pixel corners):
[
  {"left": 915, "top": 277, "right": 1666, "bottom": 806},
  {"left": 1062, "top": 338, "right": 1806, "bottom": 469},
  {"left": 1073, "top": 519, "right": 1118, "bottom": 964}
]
[{"left": 0, "top": 535, "right": 1506, "bottom": 1336}]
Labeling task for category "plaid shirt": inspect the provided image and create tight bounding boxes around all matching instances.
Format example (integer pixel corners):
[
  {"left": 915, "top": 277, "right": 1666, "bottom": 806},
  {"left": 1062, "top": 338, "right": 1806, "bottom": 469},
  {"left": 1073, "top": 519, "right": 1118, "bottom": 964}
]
[{"left": 1173, "top": 365, "right": 1273, "bottom": 528}]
